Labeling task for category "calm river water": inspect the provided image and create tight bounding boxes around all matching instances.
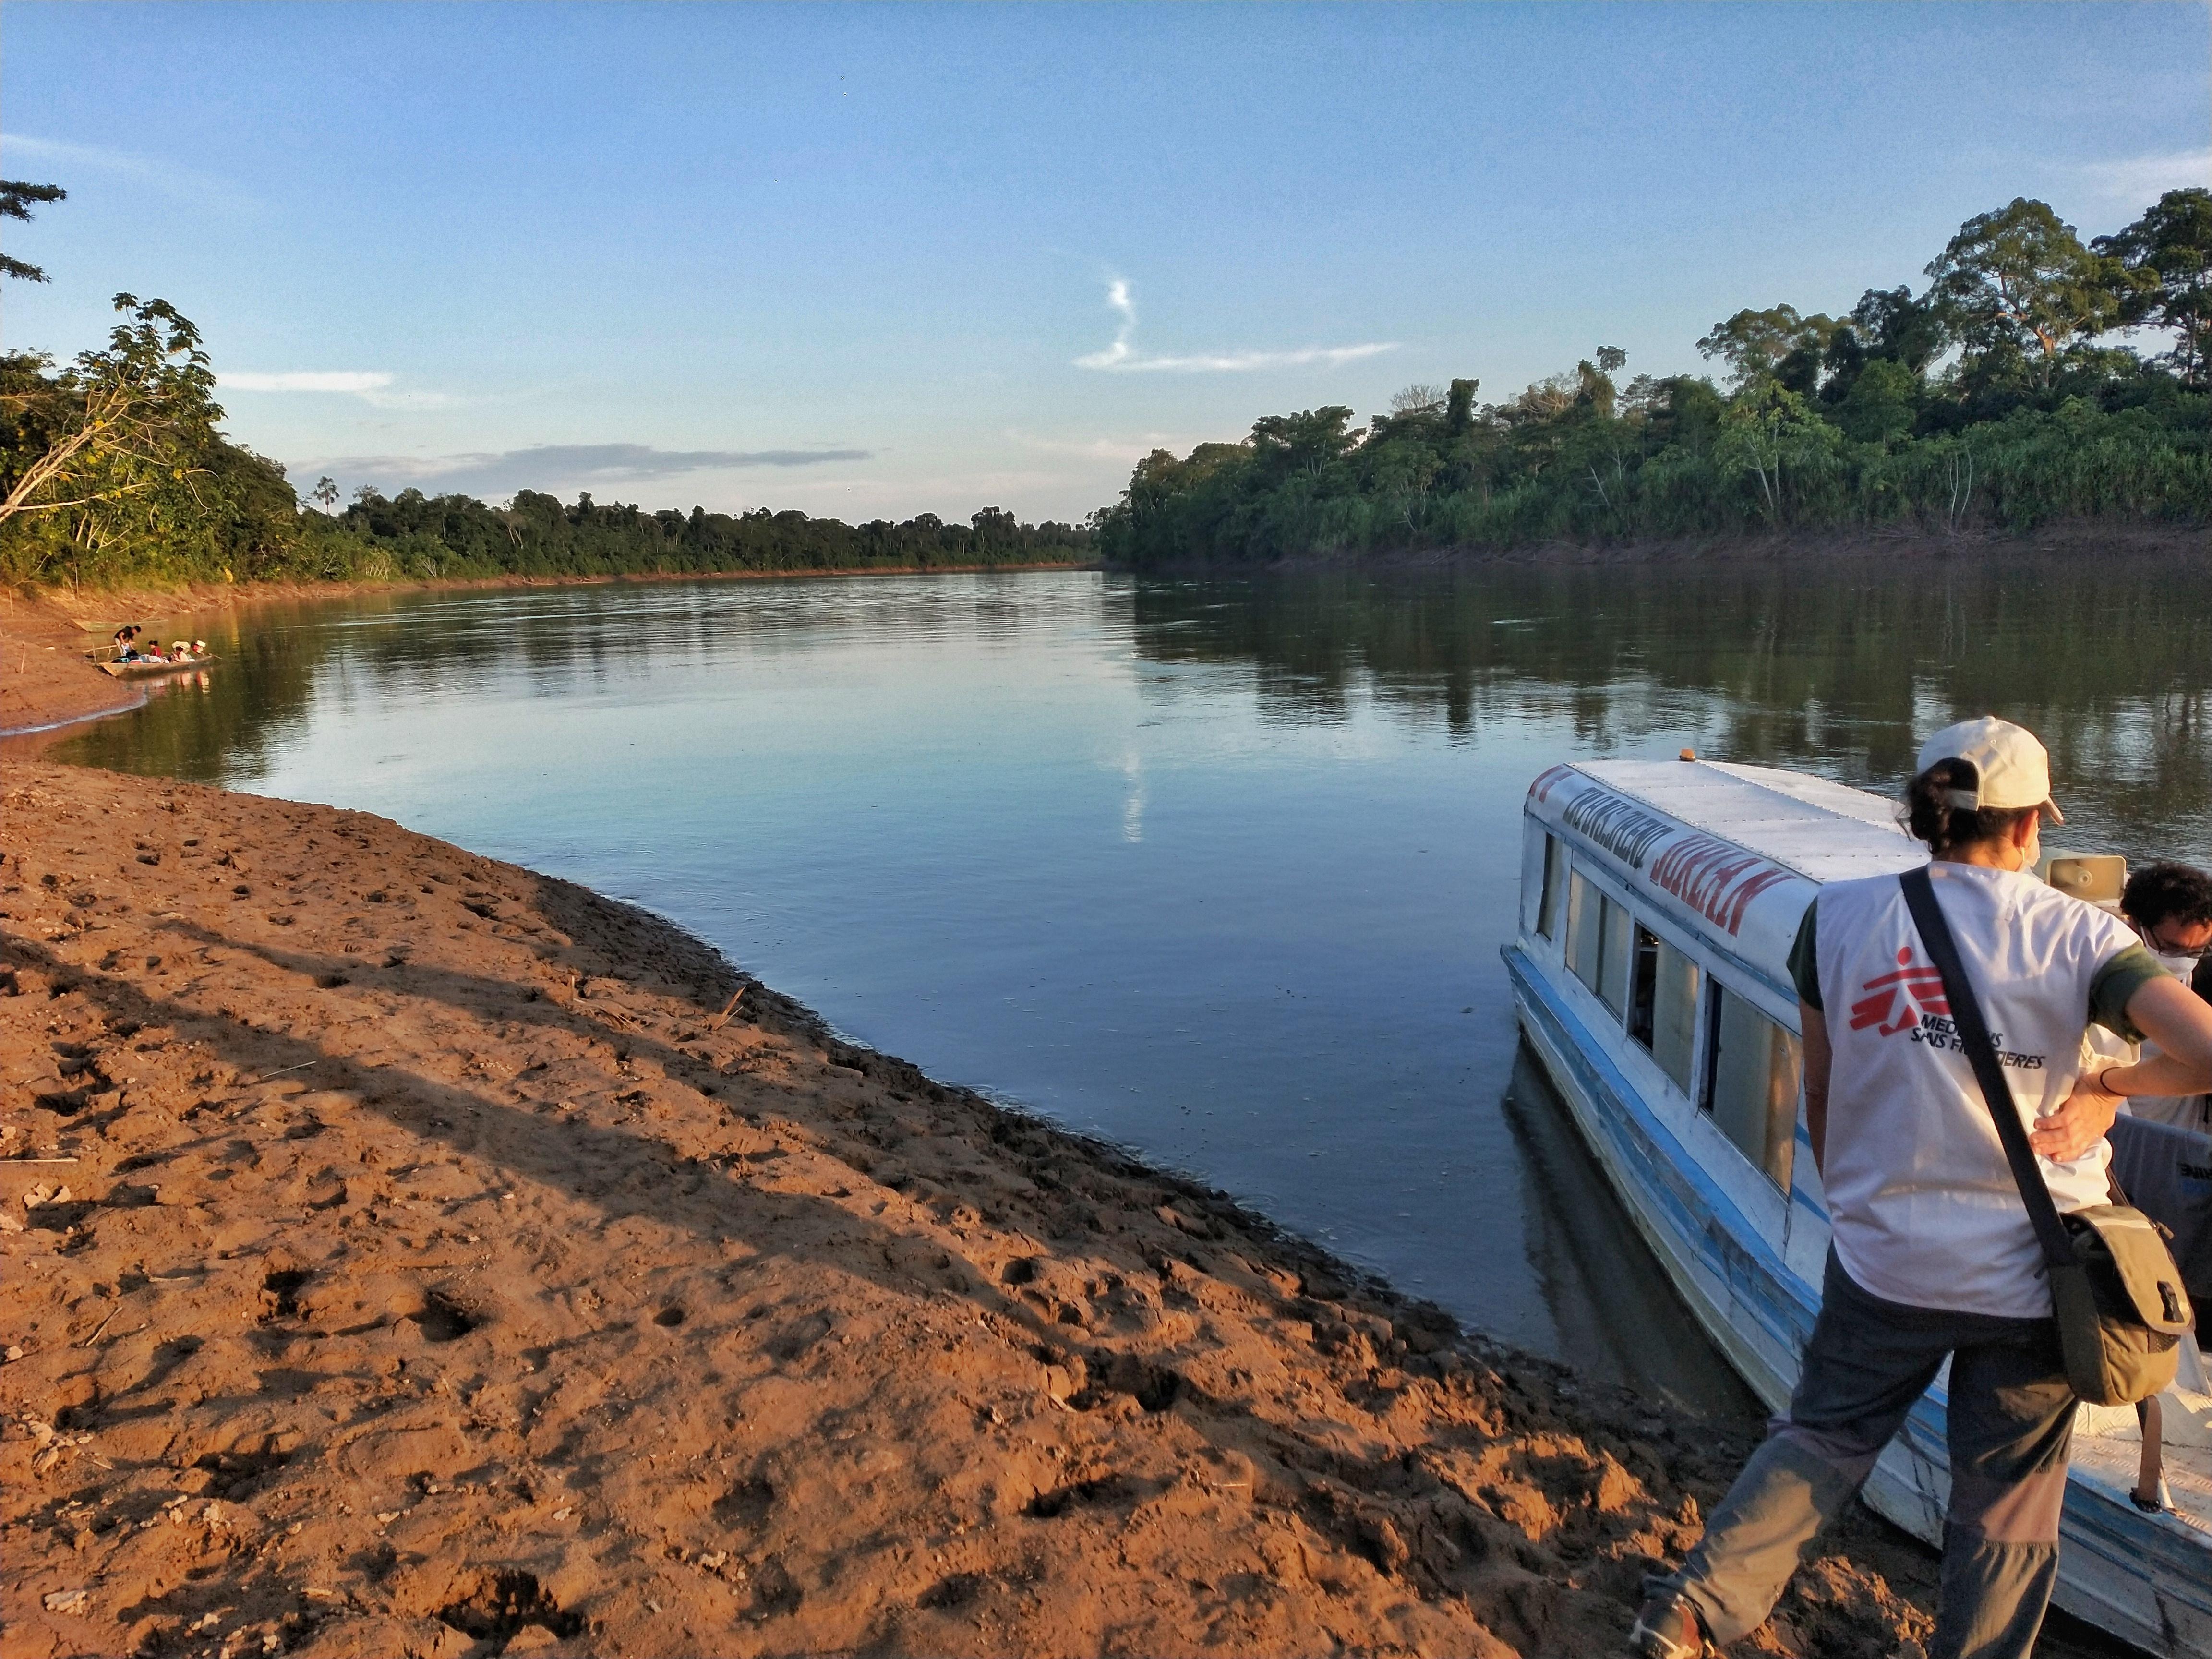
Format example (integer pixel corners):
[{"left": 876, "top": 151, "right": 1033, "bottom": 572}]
[{"left": 50, "top": 556, "right": 2212, "bottom": 1418}]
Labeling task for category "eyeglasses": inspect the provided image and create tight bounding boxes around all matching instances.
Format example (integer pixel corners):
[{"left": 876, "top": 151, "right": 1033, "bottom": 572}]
[{"left": 2141, "top": 923, "right": 2209, "bottom": 960}]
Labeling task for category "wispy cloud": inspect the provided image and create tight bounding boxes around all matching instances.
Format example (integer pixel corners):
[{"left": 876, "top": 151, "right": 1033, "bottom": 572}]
[
  {"left": 221, "top": 370, "right": 464, "bottom": 412},
  {"left": 1074, "top": 278, "right": 1395, "bottom": 374},
  {"left": 2075, "top": 149, "right": 2211, "bottom": 207},
  {"left": 0, "top": 132, "right": 255, "bottom": 209},
  {"left": 224, "top": 372, "right": 396, "bottom": 395},
  {"left": 1005, "top": 428, "right": 1191, "bottom": 462},
  {"left": 307, "top": 442, "right": 873, "bottom": 499}
]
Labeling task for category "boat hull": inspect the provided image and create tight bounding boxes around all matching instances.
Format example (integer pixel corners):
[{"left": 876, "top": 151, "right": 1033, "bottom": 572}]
[
  {"left": 97, "top": 657, "right": 213, "bottom": 678},
  {"left": 1506, "top": 942, "right": 2212, "bottom": 1657}
]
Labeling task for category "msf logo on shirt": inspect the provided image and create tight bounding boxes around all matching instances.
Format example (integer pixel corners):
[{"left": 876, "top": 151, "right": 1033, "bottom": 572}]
[
  {"left": 1848, "top": 947, "right": 2047, "bottom": 1070},
  {"left": 1849, "top": 946, "right": 1948, "bottom": 1036}
]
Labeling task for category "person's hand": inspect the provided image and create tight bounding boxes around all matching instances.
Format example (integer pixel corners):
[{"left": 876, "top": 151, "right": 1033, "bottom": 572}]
[{"left": 2031, "top": 1073, "right": 2122, "bottom": 1163}]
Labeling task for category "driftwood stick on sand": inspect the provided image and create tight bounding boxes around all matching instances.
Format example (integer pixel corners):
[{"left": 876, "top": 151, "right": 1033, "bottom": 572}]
[
  {"left": 77, "top": 1304, "right": 120, "bottom": 1348},
  {"left": 708, "top": 985, "right": 749, "bottom": 1030},
  {"left": 251, "top": 1059, "right": 319, "bottom": 1084}
]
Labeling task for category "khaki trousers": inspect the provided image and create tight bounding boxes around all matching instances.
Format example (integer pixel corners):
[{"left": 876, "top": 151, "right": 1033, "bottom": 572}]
[{"left": 1660, "top": 1250, "right": 2076, "bottom": 1659}]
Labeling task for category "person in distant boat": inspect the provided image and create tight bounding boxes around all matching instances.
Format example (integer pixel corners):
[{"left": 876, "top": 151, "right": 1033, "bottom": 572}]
[
  {"left": 1629, "top": 716, "right": 2212, "bottom": 1659},
  {"left": 112, "top": 624, "right": 140, "bottom": 661},
  {"left": 192, "top": 640, "right": 208, "bottom": 658}
]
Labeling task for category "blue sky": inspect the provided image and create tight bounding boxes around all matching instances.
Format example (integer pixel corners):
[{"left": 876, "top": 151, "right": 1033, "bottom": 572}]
[{"left": 4, "top": 2, "right": 2207, "bottom": 524}]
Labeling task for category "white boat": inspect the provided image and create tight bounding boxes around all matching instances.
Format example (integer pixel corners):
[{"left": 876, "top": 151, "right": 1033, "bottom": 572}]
[{"left": 1504, "top": 756, "right": 2212, "bottom": 1656}]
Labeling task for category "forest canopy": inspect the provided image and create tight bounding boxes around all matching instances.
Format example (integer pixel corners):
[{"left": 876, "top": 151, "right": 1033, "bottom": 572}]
[
  {"left": 1096, "top": 190, "right": 2212, "bottom": 567},
  {"left": 0, "top": 180, "right": 1092, "bottom": 591}
]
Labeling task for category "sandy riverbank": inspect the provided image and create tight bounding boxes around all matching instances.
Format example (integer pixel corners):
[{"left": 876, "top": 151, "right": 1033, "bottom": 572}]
[
  {"left": 0, "top": 618, "right": 1953, "bottom": 1658},
  {"left": 0, "top": 766, "right": 1943, "bottom": 1659}
]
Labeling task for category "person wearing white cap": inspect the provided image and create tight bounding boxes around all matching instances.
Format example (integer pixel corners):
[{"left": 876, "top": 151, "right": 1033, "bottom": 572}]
[{"left": 1630, "top": 716, "right": 2212, "bottom": 1659}]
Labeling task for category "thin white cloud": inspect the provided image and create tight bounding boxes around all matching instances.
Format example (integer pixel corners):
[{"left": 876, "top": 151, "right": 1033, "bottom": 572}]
[
  {"left": 0, "top": 132, "right": 254, "bottom": 209},
  {"left": 220, "top": 371, "right": 463, "bottom": 411},
  {"left": 1005, "top": 428, "right": 1192, "bottom": 462},
  {"left": 224, "top": 372, "right": 396, "bottom": 394},
  {"left": 2075, "top": 149, "right": 2211, "bottom": 207},
  {"left": 1074, "top": 278, "right": 1395, "bottom": 374}
]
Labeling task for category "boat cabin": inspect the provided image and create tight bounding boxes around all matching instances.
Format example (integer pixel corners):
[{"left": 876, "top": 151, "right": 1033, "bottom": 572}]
[{"left": 1513, "top": 758, "right": 1926, "bottom": 1386}]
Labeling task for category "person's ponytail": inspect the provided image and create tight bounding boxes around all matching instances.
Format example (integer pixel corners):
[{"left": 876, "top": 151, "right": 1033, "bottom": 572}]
[{"left": 1903, "top": 759, "right": 2038, "bottom": 856}]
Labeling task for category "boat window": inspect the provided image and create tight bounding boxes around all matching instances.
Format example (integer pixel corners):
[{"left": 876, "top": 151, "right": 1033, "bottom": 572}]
[
  {"left": 1627, "top": 925, "right": 1700, "bottom": 1093},
  {"left": 1565, "top": 873, "right": 1632, "bottom": 1020},
  {"left": 1598, "top": 894, "right": 1631, "bottom": 1019},
  {"left": 1702, "top": 985, "right": 1801, "bottom": 1189},
  {"left": 1566, "top": 871, "right": 1600, "bottom": 990},
  {"left": 1536, "top": 834, "right": 1563, "bottom": 940}
]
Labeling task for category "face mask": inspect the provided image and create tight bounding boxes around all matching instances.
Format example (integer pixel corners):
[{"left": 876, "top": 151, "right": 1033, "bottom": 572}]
[{"left": 2133, "top": 921, "right": 2204, "bottom": 976}]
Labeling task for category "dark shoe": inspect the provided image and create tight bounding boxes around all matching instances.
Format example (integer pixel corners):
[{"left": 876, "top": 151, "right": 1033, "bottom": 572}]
[{"left": 1626, "top": 1592, "right": 1712, "bottom": 1659}]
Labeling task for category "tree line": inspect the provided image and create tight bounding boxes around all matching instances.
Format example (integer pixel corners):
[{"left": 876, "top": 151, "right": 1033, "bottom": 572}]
[
  {"left": 1095, "top": 192, "right": 2212, "bottom": 566},
  {"left": 292, "top": 489, "right": 1091, "bottom": 585},
  {"left": 0, "top": 181, "right": 1091, "bottom": 590}
]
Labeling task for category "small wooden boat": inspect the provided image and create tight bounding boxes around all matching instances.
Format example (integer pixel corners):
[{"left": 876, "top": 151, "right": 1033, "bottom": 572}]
[
  {"left": 1507, "top": 757, "right": 2212, "bottom": 1656},
  {"left": 96, "top": 655, "right": 216, "bottom": 679}
]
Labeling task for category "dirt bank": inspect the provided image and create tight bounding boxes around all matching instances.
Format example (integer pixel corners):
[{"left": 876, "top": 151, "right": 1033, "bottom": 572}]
[{"left": 0, "top": 756, "right": 1951, "bottom": 1659}]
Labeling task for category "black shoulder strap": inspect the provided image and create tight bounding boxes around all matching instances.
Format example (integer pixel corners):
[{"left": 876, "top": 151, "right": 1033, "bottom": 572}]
[{"left": 1899, "top": 866, "right": 2077, "bottom": 1274}]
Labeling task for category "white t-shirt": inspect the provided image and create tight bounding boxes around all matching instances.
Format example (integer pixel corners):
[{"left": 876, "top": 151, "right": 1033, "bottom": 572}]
[{"left": 1809, "top": 862, "right": 2152, "bottom": 1319}]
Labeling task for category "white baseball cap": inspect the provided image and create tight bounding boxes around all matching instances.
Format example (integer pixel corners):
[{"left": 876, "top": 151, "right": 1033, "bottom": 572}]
[{"left": 1916, "top": 716, "right": 2063, "bottom": 823}]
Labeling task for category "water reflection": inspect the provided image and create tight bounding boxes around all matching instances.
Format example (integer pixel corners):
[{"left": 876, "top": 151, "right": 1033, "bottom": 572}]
[
  {"left": 42, "top": 555, "right": 2212, "bottom": 1416},
  {"left": 1503, "top": 1047, "right": 1760, "bottom": 1421},
  {"left": 1122, "top": 555, "right": 2212, "bottom": 861}
]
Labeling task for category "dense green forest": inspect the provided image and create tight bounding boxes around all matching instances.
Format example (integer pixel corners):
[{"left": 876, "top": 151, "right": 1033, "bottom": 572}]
[
  {"left": 298, "top": 490, "right": 1092, "bottom": 584},
  {"left": 0, "top": 182, "right": 1091, "bottom": 590},
  {"left": 1097, "top": 191, "right": 2212, "bottom": 566}
]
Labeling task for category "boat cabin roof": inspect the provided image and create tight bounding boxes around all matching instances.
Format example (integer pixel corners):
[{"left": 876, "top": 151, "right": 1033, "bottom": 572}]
[
  {"left": 1527, "top": 759, "right": 1925, "bottom": 996},
  {"left": 1579, "top": 760, "right": 1921, "bottom": 885}
]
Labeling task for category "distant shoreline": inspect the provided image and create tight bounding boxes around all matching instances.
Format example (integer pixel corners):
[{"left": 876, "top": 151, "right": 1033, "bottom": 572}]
[
  {"left": 0, "top": 560, "right": 1098, "bottom": 742},
  {"left": 1100, "top": 518, "right": 2211, "bottom": 577}
]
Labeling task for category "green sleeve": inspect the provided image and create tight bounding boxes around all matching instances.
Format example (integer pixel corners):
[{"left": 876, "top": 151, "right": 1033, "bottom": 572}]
[
  {"left": 2089, "top": 943, "right": 2170, "bottom": 1043},
  {"left": 1788, "top": 901, "right": 1821, "bottom": 1010}
]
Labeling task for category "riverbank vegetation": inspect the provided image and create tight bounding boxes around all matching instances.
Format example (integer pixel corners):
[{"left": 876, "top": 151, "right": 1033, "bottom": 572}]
[
  {"left": 0, "top": 183, "right": 1091, "bottom": 592},
  {"left": 1097, "top": 191, "right": 2212, "bottom": 566}
]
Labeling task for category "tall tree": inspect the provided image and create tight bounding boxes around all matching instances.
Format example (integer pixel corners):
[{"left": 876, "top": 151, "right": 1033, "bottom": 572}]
[
  {"left": 1925, "top": 197, "right": 2133, "bottom": 387},
  {"left": 0, "top": 295, "right": 225, "bottom": 582},
  {"left": 1248, "top": 407, "right": 1360, "bottom": 483},
  {"left": 1444, "top": 378, "right": 1479, "bottom": 437},
  {"left": 1710, "top": 385, "right": 1843, "bottom": 528},
  {"left": 0, "top": 180, "right": 67, "bottom": 283},
  {"left": 1696, "top": 305, "right": 1837, "bottom": 390},
  {"left": 1846, "top": 286, "right": 1947, "bottom": 373},
  {"left": 2094, "top": 187, "right": 2212, "bottom": 387},
  {"left": 1387, "top": 383, "right": 1447, "bottom": 415}
]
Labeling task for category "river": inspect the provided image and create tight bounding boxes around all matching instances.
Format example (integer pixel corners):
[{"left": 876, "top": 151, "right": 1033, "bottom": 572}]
[{"left": 52, "top": 553, "right": 2212, "bottom": 1420}]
